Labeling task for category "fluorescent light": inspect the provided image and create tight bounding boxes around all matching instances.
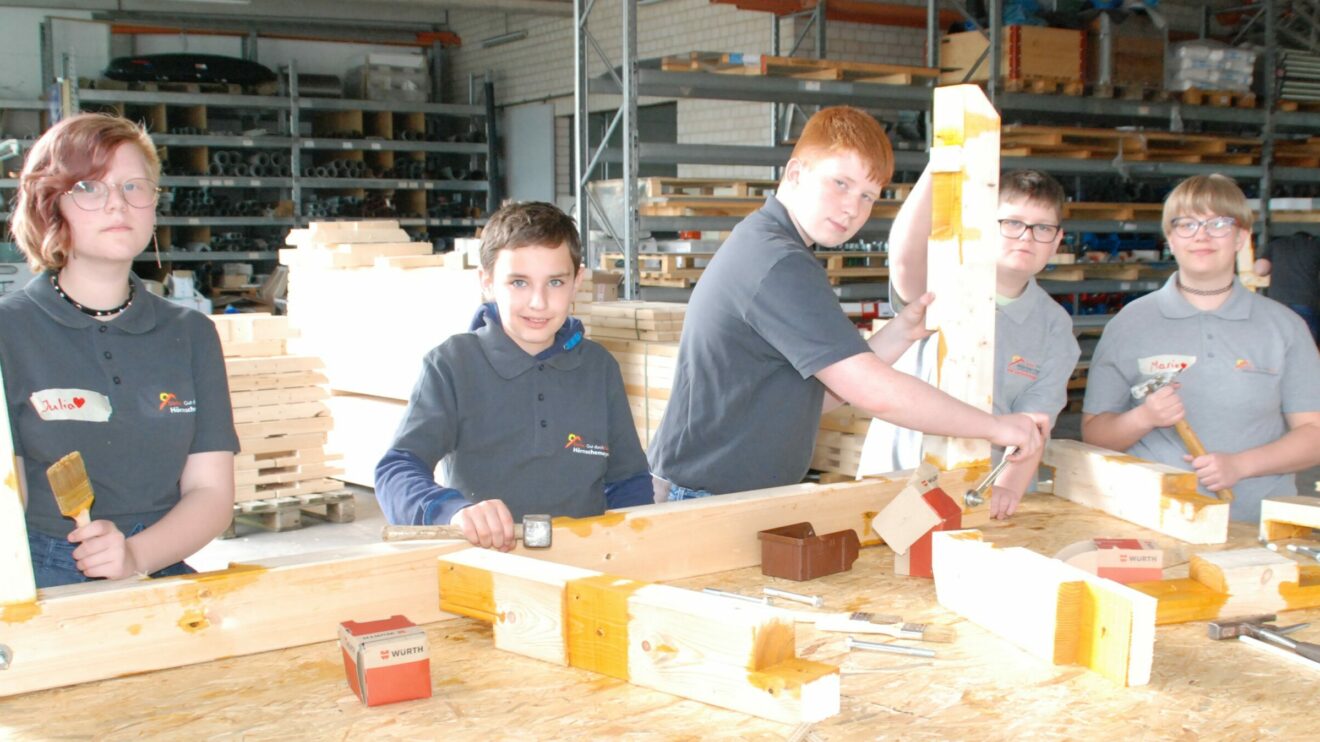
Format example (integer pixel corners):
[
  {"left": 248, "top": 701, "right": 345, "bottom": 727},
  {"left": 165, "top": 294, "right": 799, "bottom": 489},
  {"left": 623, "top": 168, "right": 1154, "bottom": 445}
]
[{"left": 480, "top": 30, "right": 527, "bottom": 48}]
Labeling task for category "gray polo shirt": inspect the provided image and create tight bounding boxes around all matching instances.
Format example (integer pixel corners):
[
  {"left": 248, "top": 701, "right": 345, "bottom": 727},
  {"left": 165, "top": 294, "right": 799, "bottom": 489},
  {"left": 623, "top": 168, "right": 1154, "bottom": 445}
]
[
  {"left": 389, "top": 317, "right": 648, "bottom": 520},
  {"left": 860, "top": 279, "right": 1080, "bottom": 472},
  {"left": 0, "top": 272, "right": 239, "bottom": 538},
  {"left": 648, "top": 195, "right": 872, "bottom": 494},
  {"left": 1083, "top": 275, "right": 1320, "bottom": 521}
]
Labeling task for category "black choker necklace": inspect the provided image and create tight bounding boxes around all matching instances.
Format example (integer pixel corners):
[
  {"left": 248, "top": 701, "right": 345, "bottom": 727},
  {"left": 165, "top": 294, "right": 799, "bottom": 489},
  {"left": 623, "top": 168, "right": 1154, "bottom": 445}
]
[
  {"left": 1176, "top": 274, "right": 1234, "bottom": 297},
  {"left": 50, "top": 274, "right": 134, "bottom": 317}
]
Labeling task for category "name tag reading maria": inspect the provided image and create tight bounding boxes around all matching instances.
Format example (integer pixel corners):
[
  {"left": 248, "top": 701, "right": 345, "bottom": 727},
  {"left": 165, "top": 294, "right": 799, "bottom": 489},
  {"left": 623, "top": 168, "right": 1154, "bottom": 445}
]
[{"left": 29, "top": 388, "right": 112, "bottom": 422}]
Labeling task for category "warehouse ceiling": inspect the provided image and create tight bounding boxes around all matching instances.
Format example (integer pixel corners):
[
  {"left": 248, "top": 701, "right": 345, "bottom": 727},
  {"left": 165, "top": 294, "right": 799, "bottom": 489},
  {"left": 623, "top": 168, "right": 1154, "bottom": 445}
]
[{"left": 0, "top": 0, "right": 575, "bottom": 22}]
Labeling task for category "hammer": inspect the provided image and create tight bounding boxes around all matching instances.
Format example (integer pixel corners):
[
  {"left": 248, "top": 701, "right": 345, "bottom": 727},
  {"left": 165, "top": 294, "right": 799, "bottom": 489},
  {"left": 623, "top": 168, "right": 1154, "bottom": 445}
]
[
  {"left": 1130, "top": 370, "right": 1234, "bottom": 502},
  {"left": 1208, "top": 614, "right": 1320, "bottom": 663},
  {"left": 381, "top": 513, "right": 553, "bottom": 549}
]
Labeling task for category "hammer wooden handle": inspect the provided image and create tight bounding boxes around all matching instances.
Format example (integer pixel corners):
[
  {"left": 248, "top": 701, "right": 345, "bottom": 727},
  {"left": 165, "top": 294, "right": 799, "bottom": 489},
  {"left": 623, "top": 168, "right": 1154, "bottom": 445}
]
[
  {"left": 1174, "top": 420, "right": 1235, "bottom": 502},
  {"left": 382, "top": 524, "right": 524, "bottom": 542}
]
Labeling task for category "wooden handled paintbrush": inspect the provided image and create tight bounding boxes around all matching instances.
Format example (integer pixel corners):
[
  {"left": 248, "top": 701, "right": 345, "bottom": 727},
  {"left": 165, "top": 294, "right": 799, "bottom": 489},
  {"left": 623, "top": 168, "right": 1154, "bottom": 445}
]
[{"left": 46, "top": 451, "right": 94, "bottom": 528}]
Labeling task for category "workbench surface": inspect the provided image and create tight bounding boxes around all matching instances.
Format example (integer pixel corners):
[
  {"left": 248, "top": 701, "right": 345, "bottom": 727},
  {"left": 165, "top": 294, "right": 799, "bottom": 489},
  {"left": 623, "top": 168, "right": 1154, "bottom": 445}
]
[{"left": 7, "top": 495, "right": 1318, "bottom": 740}]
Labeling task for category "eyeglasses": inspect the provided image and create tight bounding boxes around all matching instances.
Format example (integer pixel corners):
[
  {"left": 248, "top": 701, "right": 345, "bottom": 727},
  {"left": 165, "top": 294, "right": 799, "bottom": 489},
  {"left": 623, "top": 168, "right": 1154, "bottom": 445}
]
[
  {"left": 1169, "top": 216, "right": 1237, "bottom": 238},
  {"left": 998, "top": 219, "right": 1060, "bottom": 243},
  {"left": 63, "top": 178, "right": 160, "bottom": 211}
]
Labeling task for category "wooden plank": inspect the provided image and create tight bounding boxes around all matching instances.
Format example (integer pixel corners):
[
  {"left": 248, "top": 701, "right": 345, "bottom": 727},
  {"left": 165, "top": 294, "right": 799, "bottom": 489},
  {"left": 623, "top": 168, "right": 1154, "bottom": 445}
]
[
  {"left": 0, "top": 356, "right": 37, "bottom": 606},
  {"left": 225, "top": 355, "right": 324, "bottom": 377},
  {"left": 231, "top": 401, "right": 331, "bottom": 425},
  {"left": 239, "top": 432, "right": 328, "bottom": 455},
  {"left": 230, "top": 386, "right": 329, "bottom": 409},
  {"left": 0, "top": 543, "right": 462, "bottom": 696},
  {"left": 1260, "top": 496, "right": 1320, "bottom": 541},
  {"left": 235, "top": 415, "right": 333, "bottom": 440},
  {"left": 1129, "top": 552, "right": 1320, "bottom": 625},
  {"left": 226, "top": 371, "right": 330, "bottom": 393},
  {"left": 439, "top": 548, "right": 839, "bottom": 723},
  {"left": 923, "top": 84, "right": 999, "bottom": 471},
  {"left": 932, "top": 530, "right": 1156, "bottom": 686},
  {"left": 1042, "top": 439, "right": 1229, "bottom": 544}
]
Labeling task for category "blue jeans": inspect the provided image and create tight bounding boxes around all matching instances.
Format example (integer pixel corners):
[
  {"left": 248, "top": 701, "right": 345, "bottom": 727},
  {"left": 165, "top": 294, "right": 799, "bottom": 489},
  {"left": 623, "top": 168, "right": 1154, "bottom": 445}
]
[
  {"left": 28, "top": 525, "right": 196, "bottom": 589},
  {"left": 667, "top": 483, "right": 714, "bottom": 501},
  {"left": 1287, "top": 304, "right": 1319, "bottom": 344}
]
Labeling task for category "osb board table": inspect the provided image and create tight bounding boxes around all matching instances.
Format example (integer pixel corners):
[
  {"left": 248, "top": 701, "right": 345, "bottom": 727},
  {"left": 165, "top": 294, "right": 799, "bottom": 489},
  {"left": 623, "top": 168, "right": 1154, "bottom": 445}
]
[{"left": 7, "top": 495, "right": 1318, "bottom": 740}]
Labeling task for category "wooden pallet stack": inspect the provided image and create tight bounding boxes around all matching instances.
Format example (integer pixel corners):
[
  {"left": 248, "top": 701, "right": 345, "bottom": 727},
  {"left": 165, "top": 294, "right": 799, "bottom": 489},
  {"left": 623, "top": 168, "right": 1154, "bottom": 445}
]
[
  {"left": 211, "top": 314, "right": 345, "bottom": 512},
  {"left": 661, "top": 51, "right": 940, "bottom": 86},
  {"left": 811, "top": 405, "right": 873, "bottom": 478},
  {"left": 280, "top": 220, "right": 485, "bottom": 486},
  {"left": 599, "top": 250, "right": 888, "bottom": 288},
  {"left": 1001, "top": 124, "right": 1259, "bottom": 165},
  {"left": 587, "top": 302, "right": 686, "bottom": 449}
]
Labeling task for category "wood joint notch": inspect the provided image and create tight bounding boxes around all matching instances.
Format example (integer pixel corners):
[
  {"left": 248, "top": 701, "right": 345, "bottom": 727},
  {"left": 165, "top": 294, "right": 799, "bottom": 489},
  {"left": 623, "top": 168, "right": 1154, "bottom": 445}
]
[{"left": 437, "top": 548, "right": 840, "bottom": 723}]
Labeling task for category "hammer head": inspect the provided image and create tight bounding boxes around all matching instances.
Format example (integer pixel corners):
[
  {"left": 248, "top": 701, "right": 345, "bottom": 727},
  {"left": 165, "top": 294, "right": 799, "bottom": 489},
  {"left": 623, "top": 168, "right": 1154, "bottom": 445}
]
[
  {"left": 1130, "top": 370, "right": 1182, "bottom": 401},
  {"left": 1207, "top": 614, "right": 1277, "bottom": 640},
  {"left": 521, "top": 514, "right": 553, "bottom": 549}
]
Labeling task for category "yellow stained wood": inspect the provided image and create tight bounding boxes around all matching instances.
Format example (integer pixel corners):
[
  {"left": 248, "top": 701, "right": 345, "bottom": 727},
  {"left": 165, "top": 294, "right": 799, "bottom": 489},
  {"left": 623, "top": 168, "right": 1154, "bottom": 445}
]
[
  {"left": 439, "top": 560, "right": 497, "bottom": 623},
  {"left": 747, "top": 657, "right": 838, "bottom": 699},
  {"left": 565, "top": 574, "right": 643, "bottom": 681}
]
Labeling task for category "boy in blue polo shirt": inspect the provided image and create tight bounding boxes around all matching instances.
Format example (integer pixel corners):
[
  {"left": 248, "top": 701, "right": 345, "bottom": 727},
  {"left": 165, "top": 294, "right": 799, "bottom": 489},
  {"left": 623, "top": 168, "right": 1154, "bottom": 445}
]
[{"left": 375, "top": 202, "right": 651, "bottom": 549}]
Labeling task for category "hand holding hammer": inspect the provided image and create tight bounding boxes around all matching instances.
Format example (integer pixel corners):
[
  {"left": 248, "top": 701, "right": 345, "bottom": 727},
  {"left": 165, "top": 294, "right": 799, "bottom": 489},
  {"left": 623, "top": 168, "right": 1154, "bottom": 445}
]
[{"left": 1131, "top": 371, "right": 1234, "bottom": 502}]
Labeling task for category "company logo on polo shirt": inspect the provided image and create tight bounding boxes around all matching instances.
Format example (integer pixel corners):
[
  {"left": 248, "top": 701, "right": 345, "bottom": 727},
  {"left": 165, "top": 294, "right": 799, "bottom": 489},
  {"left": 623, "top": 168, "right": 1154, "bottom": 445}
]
[
  {"left": 1006, "top": 355, "right": 1040, "bottom": 381},
  {"left": 157, "top": 391, "right": 197, "bottom": 414},
  {"left": 1137, "top": 355, "right": 1197, "bottom": 376},
  {"left": 564, "top": 433, "right": 609, "bottom": 457},
  {"left": 1234, "top": 358, "right": 1278, "bottom": 374}
]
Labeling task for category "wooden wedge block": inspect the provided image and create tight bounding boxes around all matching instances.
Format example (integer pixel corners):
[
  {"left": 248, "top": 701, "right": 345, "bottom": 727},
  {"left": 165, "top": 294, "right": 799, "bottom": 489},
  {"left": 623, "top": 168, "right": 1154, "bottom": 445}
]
[
  {"left": 933, "top": 530, "right": 1156, "bottom": 687},
  {"left": 439, "top": 548, "right": 840, "bottom": 723},
  {"left": 1042, "top": 439, "right": 1229, "bottom": 544},
  {"left": 1260, "top": 496, "right": 1320, "bottom": 541}
]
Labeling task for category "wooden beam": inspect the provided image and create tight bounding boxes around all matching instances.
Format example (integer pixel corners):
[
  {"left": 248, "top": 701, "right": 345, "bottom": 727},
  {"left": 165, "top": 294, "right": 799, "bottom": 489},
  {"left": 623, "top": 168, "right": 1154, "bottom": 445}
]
[
  {"left": 932, "top": 530, "right": 1156, "bottom": 686},
  {"left": 0, "top": 357, "right": 36, "bottom": 606},
  {"left": 923, "top": 84, "right": 1000, "bottom": 471},
  {"left": 1042, "top": 439, "right": 1229, "bottom": 544},
  {"left": 511, "top": 471, "right": 979, "bottom": 581},
  {"left": 1260, "top": 496, "right": 1320, "bottom": 541},
  {"left": 439, "top": 548, "right": 839, "bottom": 724},
  {"left": 0, "top": 543, "right": 460, "bottom": 696},
  {"left": 1130, "top": 548, "right": 1320, "bottom": 625}
]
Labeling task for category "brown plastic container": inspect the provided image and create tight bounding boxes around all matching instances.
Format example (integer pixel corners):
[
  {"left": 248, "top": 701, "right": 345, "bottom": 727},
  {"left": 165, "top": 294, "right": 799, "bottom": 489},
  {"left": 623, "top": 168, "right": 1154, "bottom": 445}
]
[{"left": 758, "top": 522, "right": 860, "bottom": 582}]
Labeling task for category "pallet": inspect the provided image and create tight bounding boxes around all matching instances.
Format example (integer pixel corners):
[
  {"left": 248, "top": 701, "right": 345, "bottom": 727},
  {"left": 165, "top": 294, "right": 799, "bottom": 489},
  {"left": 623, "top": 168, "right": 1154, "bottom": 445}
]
[
  {"left": 600, "top": 250, "right": 888, "bottom": 287},
  {"left": 222, "top": 490, "right": 357, "bottom": 539},
  {"left": 1002, "top": 76, "right": 1084, "bottom": 96},
  {"left": 1063, "top": 202, "right": 1165, "bottom": 220},
  {"left": 1089, "top": 82, "right": 1170, "bottom": 102},
  {"left": 1177, "top": 87, "right": 1257, "bottom": 109},
  {"left": 660, "top": 51, "right": 939, "bottom": 85},
  {"left": 1001, "top": 124, "right": 1259, "bottom": 165}
]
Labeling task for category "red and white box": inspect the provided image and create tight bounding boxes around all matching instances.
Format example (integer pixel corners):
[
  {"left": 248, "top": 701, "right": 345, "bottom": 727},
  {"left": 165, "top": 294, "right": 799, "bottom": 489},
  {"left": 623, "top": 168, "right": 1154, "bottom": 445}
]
[
  {"left": 339, "top": 615, "right": 432, "bottom": 706},
  {"left": 1054, "top": 538, "right": 1164, "bottom": 584}
]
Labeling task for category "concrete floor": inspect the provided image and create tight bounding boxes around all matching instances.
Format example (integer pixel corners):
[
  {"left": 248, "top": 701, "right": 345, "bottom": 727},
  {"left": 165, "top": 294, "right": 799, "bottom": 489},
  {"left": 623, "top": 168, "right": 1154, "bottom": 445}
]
[{"left": 191, "top": 441, "right": 1320, "bottom": 570}]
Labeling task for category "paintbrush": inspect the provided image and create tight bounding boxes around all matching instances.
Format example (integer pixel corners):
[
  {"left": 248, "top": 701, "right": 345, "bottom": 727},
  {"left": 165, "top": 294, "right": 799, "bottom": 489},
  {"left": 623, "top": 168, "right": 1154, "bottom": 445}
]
[
  {"left": 46, "top": 451, "right": 94, "bottom": 528},
  {"left": 801, "top": 611, "right": 958, "bottom": 643}
]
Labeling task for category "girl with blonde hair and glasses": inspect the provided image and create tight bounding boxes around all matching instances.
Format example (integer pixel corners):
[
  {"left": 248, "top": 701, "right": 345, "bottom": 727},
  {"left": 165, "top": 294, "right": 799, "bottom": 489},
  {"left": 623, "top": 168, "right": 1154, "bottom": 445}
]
[
  {"left": 1082, "top": 174, "right": 1320, "bottom": 522},
  {"left": 1, "top": 113, "right": 238, "bottom": 587}
]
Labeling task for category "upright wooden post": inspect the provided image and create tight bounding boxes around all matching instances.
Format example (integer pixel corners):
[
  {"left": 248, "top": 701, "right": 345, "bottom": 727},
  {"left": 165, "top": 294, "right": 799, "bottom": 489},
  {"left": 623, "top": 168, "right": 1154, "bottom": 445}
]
[
  {"left": 1, "top": 357, "right": 37, "bottom": 605},
  {"left": 923, "top": 84, "right": 1000, "bottom": 471}
]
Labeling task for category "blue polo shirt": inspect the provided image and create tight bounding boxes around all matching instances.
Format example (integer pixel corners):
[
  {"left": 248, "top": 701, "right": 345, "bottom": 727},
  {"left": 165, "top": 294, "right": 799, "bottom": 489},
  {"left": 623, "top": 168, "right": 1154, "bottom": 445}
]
[
  {"left": 375, "top": 303, "right": 651, "bottom": 524},
  {"left": 1084, "top": 275, "right": 1320, "bottom": 521},
  {"left": 0, "top": 272, "right": 239, "bottom": 538}
]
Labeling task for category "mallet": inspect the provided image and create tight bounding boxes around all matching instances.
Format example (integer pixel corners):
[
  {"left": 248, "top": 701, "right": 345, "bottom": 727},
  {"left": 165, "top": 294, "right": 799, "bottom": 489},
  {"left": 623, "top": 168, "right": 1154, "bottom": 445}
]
[
  {"left": 381, "top": 513, "right": 553, "bottom": 549},
  {"left": 1207, "top": 614, "right": 1320, "bottom": 663},
  {"left": 1130, "top": 370, "right": 1234, "bottom": 502}
]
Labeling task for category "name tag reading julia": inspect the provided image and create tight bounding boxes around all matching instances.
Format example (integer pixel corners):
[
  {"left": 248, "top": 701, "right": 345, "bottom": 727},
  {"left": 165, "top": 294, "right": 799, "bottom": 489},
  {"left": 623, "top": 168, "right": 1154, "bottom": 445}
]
[{"left": 29, "top": 389, "right": 112, "bottom": 422}]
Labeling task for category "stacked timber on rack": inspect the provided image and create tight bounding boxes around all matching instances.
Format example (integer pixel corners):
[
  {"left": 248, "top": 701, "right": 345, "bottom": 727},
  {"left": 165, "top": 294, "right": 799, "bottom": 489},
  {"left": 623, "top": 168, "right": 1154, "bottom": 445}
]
[
  {"left": 600, "top": 249, "right": 888, "bottom": 288},
  {"left": 810, "top": 405, "right": 873, "bottom": 479},
  {"left": 587, "top": 301, "right": 685, "bottom": 449},
  {"left": 280, "top": 220, "right": 484, "bottom": 486},
  {"left": 211, "top": 314, "right": 342, "bottom": 505},
  {"left": 607, "top": 176, "right": 907, "bottom": 219},
  {"left": 661, "top": 51, "right": 940, "bottom": 86},
  {"left": 1001, "top": 124, "right": 1260, "bottom": 165},
  {"left": 941, "top": 26, "right": 1086, "bottom": 95}
]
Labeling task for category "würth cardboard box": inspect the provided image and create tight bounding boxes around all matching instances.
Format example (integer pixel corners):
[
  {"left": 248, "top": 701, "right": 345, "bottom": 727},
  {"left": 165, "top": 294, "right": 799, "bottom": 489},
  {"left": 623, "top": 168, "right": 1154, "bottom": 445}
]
[
  {"left": 339, "top": 615, "right": 432, "bottom": 706},
  {"left": 1054, "top": 538, "right": 1163, "bottom": 584}
]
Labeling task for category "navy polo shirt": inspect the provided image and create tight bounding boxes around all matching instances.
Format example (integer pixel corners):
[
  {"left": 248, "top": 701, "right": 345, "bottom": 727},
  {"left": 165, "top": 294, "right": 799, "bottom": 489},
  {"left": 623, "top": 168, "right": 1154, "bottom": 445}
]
[
  {"left": 381, "top": 306, "right": 649, "bottom": 521},
  {"left": 648, "top": 195, "right": 872, "bottom": 494},
  {"left": 0, "top": 273, "right": 239, "bottom": 538},
  {"left": 1084, "top": 275, "right": 1320, "bottom": 521}
]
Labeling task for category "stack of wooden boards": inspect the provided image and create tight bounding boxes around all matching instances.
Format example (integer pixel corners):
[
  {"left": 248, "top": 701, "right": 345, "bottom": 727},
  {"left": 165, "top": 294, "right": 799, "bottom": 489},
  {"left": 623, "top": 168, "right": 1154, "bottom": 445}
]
[
  {"left": 586, "top": 301, "right": 685, "bottom": 449},
  {"left": 280, "top": 220, "right": 484, "bottom": 485},
  {"left": 211, "top": 314, "right": 346, "bottom": 527},
  {"left": 1002, "top": 124, "right": 1260, "bottom": 165},
  {"left": 661, "top": 51, "right": 939, "bottom": 86},
  {"left": 600, "top": 249, "right": 888, "bottom": 288},
  {"left": 811, "top": 405, "right": 874, "bottom": 479},
  {"left": 596, "top": 176, "right": 906, "bottom": 220}
]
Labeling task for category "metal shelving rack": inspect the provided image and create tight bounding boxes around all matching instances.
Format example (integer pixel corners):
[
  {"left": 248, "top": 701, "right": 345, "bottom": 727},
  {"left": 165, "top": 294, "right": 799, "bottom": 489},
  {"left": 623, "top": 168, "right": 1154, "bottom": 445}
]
[{"left": 574, "top": 0, "right": 1310, "bottom": 290}]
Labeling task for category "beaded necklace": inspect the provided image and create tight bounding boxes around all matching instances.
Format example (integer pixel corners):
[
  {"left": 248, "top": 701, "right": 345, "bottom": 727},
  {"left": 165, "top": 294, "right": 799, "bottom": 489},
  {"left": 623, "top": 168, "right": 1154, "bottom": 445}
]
[{"left": 50, "top": 273, "right": 134, "bottom": 317}]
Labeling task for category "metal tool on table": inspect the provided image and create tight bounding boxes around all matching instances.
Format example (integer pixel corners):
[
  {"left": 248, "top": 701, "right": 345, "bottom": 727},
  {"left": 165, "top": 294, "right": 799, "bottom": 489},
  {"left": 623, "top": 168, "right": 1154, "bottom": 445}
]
[
  {"left": 703, "top": 588, "right": 772, "bottom": 606},
  {"left": 1130, "top": 369, "right": 1234, "bottom": 501},
  {"left": 1207, "top": 614, "right": 1320, "bottom": 664},
  {"left": 844, "top": 636, "right": 937, "bottom": 658},
  {"left": 381, "top": 513, "right": 553, "bottom": 548},
  {"left": 763, "top": 586, "right": 823, "bottom": 608},
  {"left": 963, "top": 446, "right": 1018, "bottom": 507}
]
